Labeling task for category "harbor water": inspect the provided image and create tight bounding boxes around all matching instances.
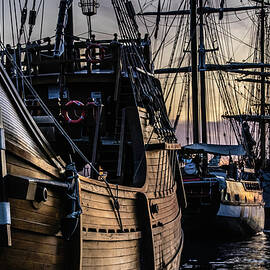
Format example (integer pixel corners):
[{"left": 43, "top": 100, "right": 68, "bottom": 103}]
[{"left": 180, "top": 233, "right": 270, "bottom": 269}]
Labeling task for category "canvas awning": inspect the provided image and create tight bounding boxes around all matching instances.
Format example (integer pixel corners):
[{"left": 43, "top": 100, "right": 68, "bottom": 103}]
[{"left": 183, "top": 143, "right": 246, "bottom": 156}]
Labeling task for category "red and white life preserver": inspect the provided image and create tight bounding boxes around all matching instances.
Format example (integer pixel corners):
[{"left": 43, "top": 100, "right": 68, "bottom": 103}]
[
  {"left": 63, "top": 100, "right": 86, "bottom": 124},
  {"left": 85, "top": 43, "right": 105, "bottom": 64}
]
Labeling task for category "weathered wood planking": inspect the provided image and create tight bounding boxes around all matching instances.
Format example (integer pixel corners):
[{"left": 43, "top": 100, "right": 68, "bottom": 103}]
[
  {"left": 79, "top": 168, "right": 183, "bottom": 269},
  {"left": 1, "top": 115, "right": 183, "bottom": 270},
  {"left": 223, "top": 179, "right": 263, "bottom": 205},
  {"left": 0, "top": 152, "right": 69, "bottom": 269},
  {"left": 0, "top": 84, "right": 74, "bottom": 270},
  {"left": 82, "top": 245, "right": 139, "bottom": 257},
  {"left": 82, "top": 232, "right": 141, "bottom": 269},
  {"left": 0, "top": 222, "right": 68, "bottom": 270},
  {"left": 146, "top": 150, "right": 176, "bottom": 195},
  {"left": 0, "top": 109, "right": 12, "bottom": 247},
  {"left": 136, "top": 106, "right": 183, "bottom": 269},
  {"left": 6, "top": 141, "right": 61, "bottom": 178},
  {"left": 153, "top": 213, "right": 182, "bottom": 268}
]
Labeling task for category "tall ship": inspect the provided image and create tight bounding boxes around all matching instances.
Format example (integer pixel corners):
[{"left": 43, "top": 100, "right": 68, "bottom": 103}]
[
  {"left": 140, "top": 0, "right": 268, "bottom": 237},
  {"left": 0, "top": 1, "right": 186, "bottom": 269}
]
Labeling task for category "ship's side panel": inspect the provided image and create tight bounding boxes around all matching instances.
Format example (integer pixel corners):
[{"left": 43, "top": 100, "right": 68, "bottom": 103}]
[
  {"left": 0, "top": 154, "right": 73, "bottom": 270},
  {"left": 80, "top": 178, "right": 142, "bottom": 270},
  {"left": 0, "top": 230, "right": 66, "bottom": 270},
  {"left": 0, "top": 75, "right": 76, "bottom": 269},
  {"left": 217, "top": 179, "right": 265, "bottom": 234},
  {"left": 146, "top": 149, "right": 177, "bottom": 197},
  {"left": 138, "top": 107, "right": 184, "bottom": 269},
  {"left": 0, "top": 68, "right": 59, "bottom": 166},
  {"left": 153, "top": 213, "right": 182, "bottom": 269}
]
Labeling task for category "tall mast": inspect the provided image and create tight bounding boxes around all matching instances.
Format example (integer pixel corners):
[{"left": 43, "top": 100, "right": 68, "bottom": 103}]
[
  {"left": 260, "top": 1, "right": 266, "bottom": 166},
  {"left": 199, "top": 0, "right": 207, "bottom": 144},
  {"left": 140, "top": 2, "right": 265, "bottom": 149},
  {"left": 54, "top": 0, "right": 73, "bottom": 57},
  {"left": 190, "top": 0, "right": 199, "bottom": 143},
  {"left": 65, "top": 3, "right": 74, "bottom": 72}
]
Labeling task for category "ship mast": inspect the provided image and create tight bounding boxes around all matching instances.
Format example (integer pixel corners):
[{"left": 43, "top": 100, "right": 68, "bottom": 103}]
[
  {"left": 54, "top": 0, "right": 73, "bottom": 57},
  {"left": 140, "top": 1, "right": 267, "bottom": 152},
  {"left": 191, "top": 0, "right": 207, "bottom": 145},
  {"left": 199, "top": 0, "right": 207, "bottom": 144},
  {"left": 65, "top": 2, "right": 74, "bottom": 73},
  {"left": 260, "top": 0, "right": 266, "bottom": 166},
  {"left": 190, "top": 0, "right": 199, "bottom": 144}
]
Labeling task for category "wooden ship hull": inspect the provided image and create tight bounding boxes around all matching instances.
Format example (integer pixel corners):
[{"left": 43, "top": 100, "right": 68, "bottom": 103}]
[
  {"left": 0, "top": 69, "right": 184, "bottom": 269},
  {"left": 0, "top": 1, "right": 185, "bottom": 266},
  {"left": 0, "top": 64, "right": 79, "bottom": 269},
  {"left": 79, "top": 175, "right": 182, "bottom": 269},
  {"left": 183, "top": 177, "right": 264, "bottom": 238},
  {"left": 0, "top": 66, "right": 184, "bottom": 270},
  {"left": 78, "top": 108, "right": 184, "bottom": 269}
]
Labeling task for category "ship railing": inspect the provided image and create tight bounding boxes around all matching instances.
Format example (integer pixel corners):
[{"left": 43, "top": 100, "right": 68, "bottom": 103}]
[
  {"left": 0, "top": 40, "right": 121, "bottom": 76},
  {"left": 0, "top": 36, "right": 152, "bottom": 79}
]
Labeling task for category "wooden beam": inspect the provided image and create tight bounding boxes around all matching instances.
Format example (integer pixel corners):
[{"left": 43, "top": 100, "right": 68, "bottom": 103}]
[
  {"left": 136, "top": 67, "right": 155, "bottom": 77},
  {"left": 199, "top": 6, "right": 260, "bottom": 14},
  {"left": 91, "top": 105, "right": 103, "bottom": 167},
  {"left": 0, "top": 111, "right": 11, "bottom": 247},
  {"left": 155, "top": 63, "right": 270, "bottom": 74},
  {"left": 113, "top": 44, "right": 121, "bottom": 101},
  {"left": 206, "top": 63, "right": 270, "bottom": 70},
  {"left": 155, "top": 66, "right": 191, "bottom": 74},
  {"left": 190, "top": 0, "right": 199, "bottom": 144},
  {"left": 236, "top": 78, "right": 270, "bottom": 84},
  {"left": 136, "top": 193, "right": 155, "bottom": 270},
  {"left": 138, "top": 6, "right": 259, "bottom": 16},
  {"left": 117, "top": 109, "right": 126, "bottom": 179},
  {"left": 227, "top": 69, "right": 270, "bottom": 77},
  {"left": 138, "top": 10, "right": 190, "bottom": 16},
  {"left": 223, "top": 114, "right": 270, "bottom": 122},
  {"left": 5, "top": 175, "right": 44, "bottom": 201},
  {"left": 146, "top": 142, "right": 181, "bottom": 151},
  {"left": 4, "top": 173, "right": 68, "bottom": 201}
]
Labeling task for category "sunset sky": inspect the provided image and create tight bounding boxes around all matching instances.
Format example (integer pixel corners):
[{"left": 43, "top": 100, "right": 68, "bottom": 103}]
[{"left": 0, "top": 0, "right": 264, "bottom": 145}]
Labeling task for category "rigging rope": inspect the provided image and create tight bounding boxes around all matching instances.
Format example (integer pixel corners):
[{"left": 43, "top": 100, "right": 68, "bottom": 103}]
[
  {"left": 40, "top": 0, "right": 45, "bottom": 40},
  {"left": 18, "top": 0, "right": 28, "bottom": 43},
  {"left": 112, "top": 0, "right": 176, "bottom": 142},
  {"left": 8, "top": 0, "right": 15, "bottom": 47},
  {"left": 13, "top": 0, "right": 20, "bottom": 43},
  {"left": 28, "top": 0, "right": 37, "bottom": 41},
  {"left": 137, "top": 0, "right": 149, "bottom": 34},
  {"left": 1, "top": 41, "right": 124, "bottom": 229},
  {"left": 1, "top": 0, "right": 4, "bottom": 45}
]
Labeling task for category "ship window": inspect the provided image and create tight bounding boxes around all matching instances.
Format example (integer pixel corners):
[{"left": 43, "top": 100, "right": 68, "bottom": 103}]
[{"left": 235, "top": 194, "right": 240, "bottom": 201}]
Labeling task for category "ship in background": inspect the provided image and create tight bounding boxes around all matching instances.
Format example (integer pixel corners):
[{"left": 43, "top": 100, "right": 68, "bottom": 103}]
[
  {"left": 140, "top": 0, "right": 268, "bottom": 238},
  {"left": 0, "top": 0, "right": 186, "bottom": 269}
]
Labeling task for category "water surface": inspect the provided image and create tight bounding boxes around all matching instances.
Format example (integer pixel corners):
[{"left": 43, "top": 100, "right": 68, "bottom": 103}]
[{"left": 181, "top": 233, "right": 270, "bottom": 269}]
